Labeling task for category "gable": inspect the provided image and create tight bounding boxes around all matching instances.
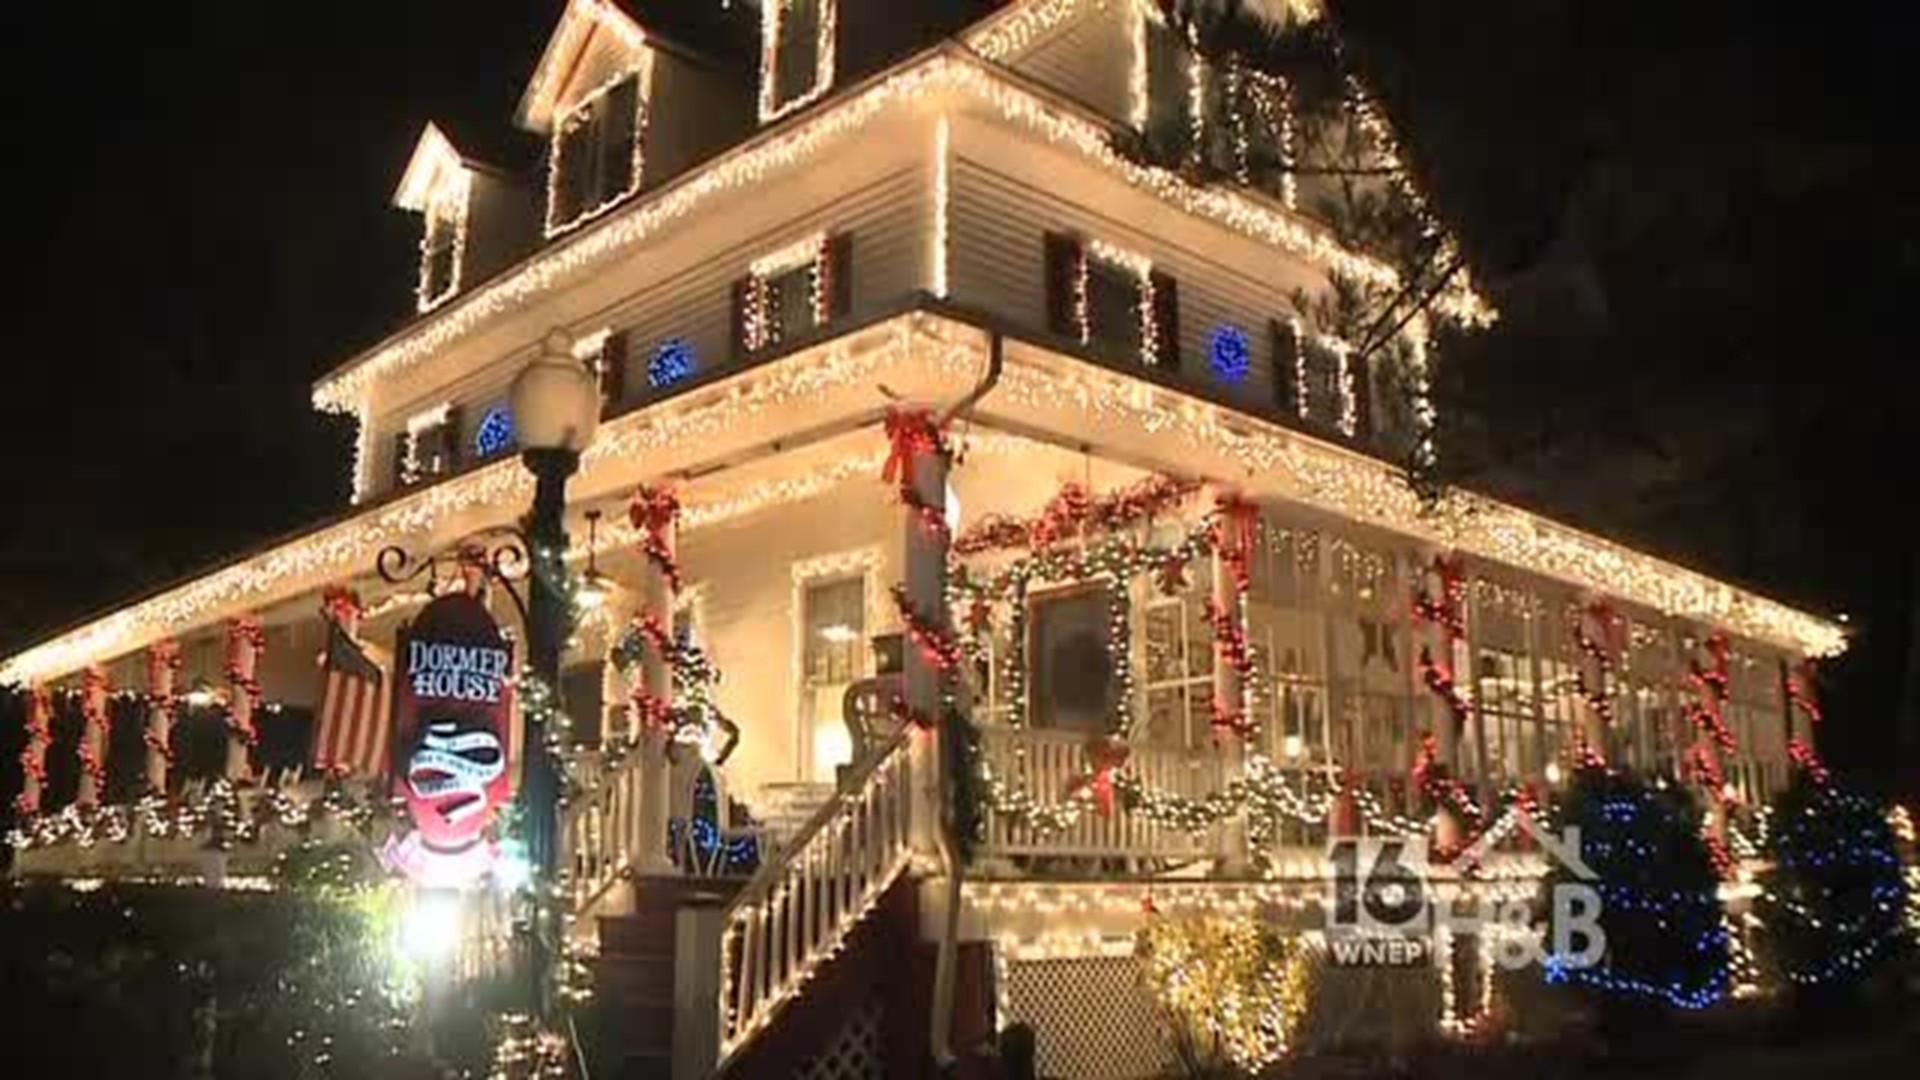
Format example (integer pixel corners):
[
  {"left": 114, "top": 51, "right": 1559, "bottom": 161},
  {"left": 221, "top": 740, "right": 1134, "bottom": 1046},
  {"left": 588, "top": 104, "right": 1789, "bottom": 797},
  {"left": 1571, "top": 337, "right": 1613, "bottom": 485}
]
[{"left": 518, "top": 0, "right": 653, "bottom": 133}]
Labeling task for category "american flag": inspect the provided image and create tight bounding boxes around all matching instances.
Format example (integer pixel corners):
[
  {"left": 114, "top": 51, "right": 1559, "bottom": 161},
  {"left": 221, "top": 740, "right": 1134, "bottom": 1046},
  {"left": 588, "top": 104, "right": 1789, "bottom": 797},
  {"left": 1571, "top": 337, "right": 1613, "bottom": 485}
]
[{"left": 314, "top": 620, "right": 391, "bottom": 778}]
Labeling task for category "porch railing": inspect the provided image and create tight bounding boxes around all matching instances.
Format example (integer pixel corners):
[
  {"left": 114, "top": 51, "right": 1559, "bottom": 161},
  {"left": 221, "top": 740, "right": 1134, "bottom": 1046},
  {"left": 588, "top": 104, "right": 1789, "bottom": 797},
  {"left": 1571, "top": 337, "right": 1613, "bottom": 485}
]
[
  {"left": 561, "top": 749, "right": 644, "bottom": 912},
  {"left": 714, "top": 729, "right": 917, "bottom": 1066},
  {"left": 976, "top": 727, "right": 1228, "bottom": 861}
]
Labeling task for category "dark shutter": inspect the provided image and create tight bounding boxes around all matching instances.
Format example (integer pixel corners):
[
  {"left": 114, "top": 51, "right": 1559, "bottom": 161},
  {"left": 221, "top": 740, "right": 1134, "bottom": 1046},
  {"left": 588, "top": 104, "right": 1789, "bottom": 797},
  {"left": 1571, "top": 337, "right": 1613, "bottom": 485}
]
[
  {"left": 1149, "top": 269, "right": 1179, "bottom": 370},
  {"left": 1350, "top": 351, "right": 1374, "bottom": 442},
  {"left": 441, "top": 405, "right": 465, "bottom": 471},
  {"left": 1270, "top": 318, "right": 1300, "bottom": 416},
  {"left": 1044, "top": 231, "right": 1083, "bottom": 339},
  {"left": 600, "top": 329, "right": 630, "bottom": 413},
  {"left": 825, "top": 232, "right": 854, "bottom": 319},
  {"left": 391, "top": 432, "right": 410, "bottom": 488},
  {"left": 601, "top": 76, "right": 641, "bottom": 196},
  {"left": 730, "top": 277, "right": 754, "bottom": 361}
]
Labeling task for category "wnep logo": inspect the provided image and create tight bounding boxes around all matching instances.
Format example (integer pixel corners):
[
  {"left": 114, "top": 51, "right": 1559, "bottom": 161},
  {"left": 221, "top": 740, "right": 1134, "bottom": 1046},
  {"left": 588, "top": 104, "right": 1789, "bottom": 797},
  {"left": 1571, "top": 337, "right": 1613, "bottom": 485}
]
[{"left": 1325, "top": 824, "right": 1606, "bottom": 972}]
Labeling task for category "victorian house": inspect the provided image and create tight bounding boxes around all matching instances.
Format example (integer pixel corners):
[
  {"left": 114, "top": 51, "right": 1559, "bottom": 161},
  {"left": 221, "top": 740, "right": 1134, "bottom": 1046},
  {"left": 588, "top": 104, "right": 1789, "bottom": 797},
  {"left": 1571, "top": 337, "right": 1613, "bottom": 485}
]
[{"left": 3, "top": 2, "right": 1845, "bottom": 1077}]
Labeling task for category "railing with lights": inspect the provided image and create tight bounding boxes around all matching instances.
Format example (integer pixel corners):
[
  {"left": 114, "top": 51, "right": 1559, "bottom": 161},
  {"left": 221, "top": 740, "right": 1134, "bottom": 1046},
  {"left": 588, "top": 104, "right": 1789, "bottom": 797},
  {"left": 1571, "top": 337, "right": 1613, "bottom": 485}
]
[
  {"left": 559, "top": 748, "right": 645, "bottom": 913},
  {"left": 977, "top": 726, "right": 1227, "bottom": 861},
  {"left": 714, "top": 729, "right": 917, "bottom": 1065}
]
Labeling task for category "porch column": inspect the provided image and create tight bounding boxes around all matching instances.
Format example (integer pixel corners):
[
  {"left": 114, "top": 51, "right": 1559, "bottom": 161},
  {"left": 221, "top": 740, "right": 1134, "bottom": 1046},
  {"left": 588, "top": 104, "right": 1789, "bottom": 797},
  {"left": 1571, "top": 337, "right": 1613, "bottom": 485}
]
[
  {"left": 145, "top": 640, "right": 181, "bottom": 794},
  {"left": 224, "top": 617, "right": 264, "bottom": 782},
  {"left": 890, "top": 410, "right": 952, "bottom": 856},
  {"left": 16, "top": 686, "right": 51, "bottom": 816},
  {"left": 77, "top": 666, "right": 111, "bottom": 807},
  {"left": 631, "top": 485, "right": 679, "bottom": 876},
  {"left": 1209, "top": 490, "right": 1257, "bottom": 874}
]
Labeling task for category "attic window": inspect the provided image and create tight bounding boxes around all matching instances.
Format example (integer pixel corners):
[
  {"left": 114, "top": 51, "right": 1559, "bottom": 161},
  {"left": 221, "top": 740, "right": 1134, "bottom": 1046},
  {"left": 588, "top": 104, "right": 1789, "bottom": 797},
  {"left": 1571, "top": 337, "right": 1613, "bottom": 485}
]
[
  {"left": 547, "top": 68, "right": 649, "bottom": 236},
  {"left": 418, "top": 181, "right": 469, "bottom": 312},
  {"left": 761, "top": 0, "right": 836, "bottom": 122},
  {"left": 394, "top": 403, "right": 462, "bottom": 488}
]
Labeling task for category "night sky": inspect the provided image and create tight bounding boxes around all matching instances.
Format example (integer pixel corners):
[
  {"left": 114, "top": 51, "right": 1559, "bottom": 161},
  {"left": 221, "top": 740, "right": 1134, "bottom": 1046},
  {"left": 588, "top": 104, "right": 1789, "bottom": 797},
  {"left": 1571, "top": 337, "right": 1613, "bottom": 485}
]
[{"left": 5, "top": 2, "right": 1915, "bottom": 794}]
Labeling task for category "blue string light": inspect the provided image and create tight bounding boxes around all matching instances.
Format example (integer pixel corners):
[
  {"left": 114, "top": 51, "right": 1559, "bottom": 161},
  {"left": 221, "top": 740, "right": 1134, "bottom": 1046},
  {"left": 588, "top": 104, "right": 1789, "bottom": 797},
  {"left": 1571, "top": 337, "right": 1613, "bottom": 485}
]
[
  {"left": 648, "top": 337, "right": 697, "bottom": 389},
  {"left": 472, "top": 404, "right": 515, "bottom": 458},
  {"left": 1209, "top": 324, "right": 1251, "bottom": 384}
]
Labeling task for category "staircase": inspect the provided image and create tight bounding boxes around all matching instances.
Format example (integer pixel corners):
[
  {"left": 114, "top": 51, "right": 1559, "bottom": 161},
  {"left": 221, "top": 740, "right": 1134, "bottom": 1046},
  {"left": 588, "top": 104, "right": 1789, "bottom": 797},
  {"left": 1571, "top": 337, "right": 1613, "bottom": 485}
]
[
  {"left": 586, "top": 731, "right": 926, "bottom": 1078},
  {"left": 752, "top": 781, "right": 839, "bottom": 850}
]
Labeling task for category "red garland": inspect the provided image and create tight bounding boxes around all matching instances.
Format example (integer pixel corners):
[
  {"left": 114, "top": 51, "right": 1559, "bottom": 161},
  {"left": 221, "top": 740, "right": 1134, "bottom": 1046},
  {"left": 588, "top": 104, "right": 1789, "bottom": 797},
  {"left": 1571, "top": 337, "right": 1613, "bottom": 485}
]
[
  {"left": 953, "top": 474, "right": 1201, "bottom": 555},
  {"left": 1788, "top": 736, "right": 1831, "bottom": 787},
  {"left": 1682, "top": 631, "right": 1737, "bottom": 793},
  {"left": 14, "top": 686, "right": 52, "bottom": 815},
  {"left": 1410, "top": 554, "right": 1467, "bottom": 642},
  {"left": 891, "top": 583, "right": 963, "bottom": 677},
  {"left": 224, "top": 617, "right": 266, "bottom": 747},
  {"left": 1411, "top": 731, "right": 1484, "bottom": 858},
  {"left": 1202, "top": 596, "right": 1257, "bottom": 739},
  {"left": 144, "top": 642, "right": 183, "bottom": 765},
  {"left": 630, "top": 484, "right": 684, "bottom": 593},
  {"left": 77, "top": 666, "right": 112, "bottom": 802},
  {"left": 1785, "top": 662, "right": 1823, "bottom": 726},
  {"left": 1570, "top": 600, "right": 1624, "bottom": 760},
  {"left": 626, "top": 612, "right": 678, "bottom": 735},
  {"left": 1209, "top": 492, "right": 1260, "bottom": 592}
]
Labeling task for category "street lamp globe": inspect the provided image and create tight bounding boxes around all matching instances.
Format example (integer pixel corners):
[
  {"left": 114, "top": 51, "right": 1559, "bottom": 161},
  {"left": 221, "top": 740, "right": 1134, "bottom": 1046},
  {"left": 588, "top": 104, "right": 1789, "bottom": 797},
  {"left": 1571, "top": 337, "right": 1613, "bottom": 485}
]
[{"left": 509, "top": 329, "right": 601, "bottom": 454}]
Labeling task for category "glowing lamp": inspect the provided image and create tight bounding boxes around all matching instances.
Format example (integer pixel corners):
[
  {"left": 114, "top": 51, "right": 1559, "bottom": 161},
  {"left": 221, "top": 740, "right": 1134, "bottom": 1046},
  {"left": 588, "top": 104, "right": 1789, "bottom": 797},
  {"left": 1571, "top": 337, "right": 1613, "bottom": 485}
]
[{"left": 510, "top": 329, "right": 601, "bottom": 454}]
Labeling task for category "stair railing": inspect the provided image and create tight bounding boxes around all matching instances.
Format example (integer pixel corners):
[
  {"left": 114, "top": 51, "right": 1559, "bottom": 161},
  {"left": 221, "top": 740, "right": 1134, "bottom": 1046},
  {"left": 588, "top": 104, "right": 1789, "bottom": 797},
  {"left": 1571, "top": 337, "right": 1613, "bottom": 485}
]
[
  {"left": 560, "top": 747, "right": 646, "bottom": 913},
  {"left": 713, "top": 728, "right": 918, "bottom": 1067}
]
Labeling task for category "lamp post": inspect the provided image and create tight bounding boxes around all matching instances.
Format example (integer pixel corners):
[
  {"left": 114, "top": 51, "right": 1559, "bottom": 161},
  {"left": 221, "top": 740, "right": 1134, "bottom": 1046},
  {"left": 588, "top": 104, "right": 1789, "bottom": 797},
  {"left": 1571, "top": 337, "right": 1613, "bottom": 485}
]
[{"left": 509, "top": 328, "right": 601, "bottom": 1013}]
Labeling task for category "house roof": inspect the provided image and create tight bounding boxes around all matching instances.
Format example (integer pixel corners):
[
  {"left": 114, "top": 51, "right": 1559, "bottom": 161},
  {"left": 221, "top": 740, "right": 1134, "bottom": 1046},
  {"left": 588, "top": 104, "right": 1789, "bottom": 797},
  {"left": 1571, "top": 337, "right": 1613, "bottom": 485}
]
[{"left": 515, "top": 0, "right": 757, "bottom": 132}]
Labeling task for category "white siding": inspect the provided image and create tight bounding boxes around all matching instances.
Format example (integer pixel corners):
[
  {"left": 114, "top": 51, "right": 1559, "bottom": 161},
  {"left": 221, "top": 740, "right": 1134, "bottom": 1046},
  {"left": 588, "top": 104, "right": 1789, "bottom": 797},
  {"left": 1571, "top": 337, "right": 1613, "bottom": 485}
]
[
  {"left": 1000, "top": 0, "right": 1136, "bottom": 125},
  {"left": 947, "top": 131, "right": 1327, "bottom": 415}
]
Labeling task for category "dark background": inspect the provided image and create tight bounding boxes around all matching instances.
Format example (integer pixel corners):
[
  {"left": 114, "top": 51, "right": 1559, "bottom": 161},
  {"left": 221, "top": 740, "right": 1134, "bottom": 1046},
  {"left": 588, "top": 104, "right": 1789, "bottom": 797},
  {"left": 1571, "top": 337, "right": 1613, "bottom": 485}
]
[{"left": 3, "top": 1, "right": 1915, "bottom": 795}]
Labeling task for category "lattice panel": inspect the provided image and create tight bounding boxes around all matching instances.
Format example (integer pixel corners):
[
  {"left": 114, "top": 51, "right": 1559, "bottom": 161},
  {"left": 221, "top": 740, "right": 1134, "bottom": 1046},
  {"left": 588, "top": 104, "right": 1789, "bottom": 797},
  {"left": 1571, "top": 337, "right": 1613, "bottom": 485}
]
[
  {"left": 792, "top": 997, "right": 884, "bottom": 1080},
  {"left": 1005, "top": 955, "right": 1171, "bottom": 1080}
]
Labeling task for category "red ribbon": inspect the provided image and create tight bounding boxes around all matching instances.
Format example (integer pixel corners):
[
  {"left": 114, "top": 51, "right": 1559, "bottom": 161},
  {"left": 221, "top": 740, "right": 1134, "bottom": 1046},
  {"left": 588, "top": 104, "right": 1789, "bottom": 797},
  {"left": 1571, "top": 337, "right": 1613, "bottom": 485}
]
[
  {"left": 882, "top": 408, "right": 944, "bottom": 491},
  {"left": 630, "top": 484, "right": 683, "bottom": 593},
  {"left": 1071, "top": 736, "right": 1131, "bottom": 818}
]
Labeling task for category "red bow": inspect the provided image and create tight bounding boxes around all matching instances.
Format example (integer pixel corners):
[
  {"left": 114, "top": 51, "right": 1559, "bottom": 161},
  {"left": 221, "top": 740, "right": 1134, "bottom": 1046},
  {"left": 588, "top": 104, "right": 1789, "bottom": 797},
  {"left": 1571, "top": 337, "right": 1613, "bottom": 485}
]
[
  {"left": 631, "top": 484, "right": 683, "bottom": 592},
  {"left": 1070, "top": 736, "right": 1131, "bottom": 818},
  {"left": 882, "top": 408, "right": 944, "bottom": 491}
]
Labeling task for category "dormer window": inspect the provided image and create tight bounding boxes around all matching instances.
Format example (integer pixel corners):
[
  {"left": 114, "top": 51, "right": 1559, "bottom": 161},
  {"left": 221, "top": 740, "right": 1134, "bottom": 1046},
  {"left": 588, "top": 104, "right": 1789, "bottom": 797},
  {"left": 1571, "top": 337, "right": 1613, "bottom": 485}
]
[
  {"left": 761, "top": 0, "right": 836, "bottom": 121},
  {"left": 394, "top": 124, "right": 476, "bottom": 314},
  {"left": 418, "top": 185, "right": 468, "bottom": 311},
  {"left": 547, "top": 68, "right": 649, "bottom": 235}
]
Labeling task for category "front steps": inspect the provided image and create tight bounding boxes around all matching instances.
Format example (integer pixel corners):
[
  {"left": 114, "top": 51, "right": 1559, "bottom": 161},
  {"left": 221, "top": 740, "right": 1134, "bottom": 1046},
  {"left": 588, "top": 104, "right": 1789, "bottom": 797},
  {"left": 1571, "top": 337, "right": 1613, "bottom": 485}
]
[{"left": 594, "top": 873, "right": 997, "bottom": 1079}]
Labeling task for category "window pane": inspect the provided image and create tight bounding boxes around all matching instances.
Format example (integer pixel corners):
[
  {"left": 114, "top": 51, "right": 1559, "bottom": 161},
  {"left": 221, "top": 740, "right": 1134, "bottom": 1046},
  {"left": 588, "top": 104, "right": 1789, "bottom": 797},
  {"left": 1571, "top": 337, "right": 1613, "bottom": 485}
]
[
  {"left": 774, "top": 0, "right": 822, "bottom": 107},
  {"left": 1029, "top": 587, "right": 1114, "bottom": 734},
  {"left": 423, "top": 214, "right": 458, "bottom": 299},
  {"left": 803, "top": 577, "right": 863, "bottom": 685},
  {"left": 767, "top": 264, "right": 814, "bottom": 345},
  {"left": 1086, "top": 259, "right": 1144, "bottom": 357},
  {"left": 1144, "top": 603, "right": 1184, "bottom": 683}
]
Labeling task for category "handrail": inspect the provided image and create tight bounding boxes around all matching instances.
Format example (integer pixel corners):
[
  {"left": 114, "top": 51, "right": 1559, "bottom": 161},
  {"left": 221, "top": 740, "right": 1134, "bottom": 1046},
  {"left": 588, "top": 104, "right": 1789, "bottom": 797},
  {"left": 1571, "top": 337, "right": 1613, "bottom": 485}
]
[{"left": 714, "top": 729, "right": 918, "bottom": 1066}]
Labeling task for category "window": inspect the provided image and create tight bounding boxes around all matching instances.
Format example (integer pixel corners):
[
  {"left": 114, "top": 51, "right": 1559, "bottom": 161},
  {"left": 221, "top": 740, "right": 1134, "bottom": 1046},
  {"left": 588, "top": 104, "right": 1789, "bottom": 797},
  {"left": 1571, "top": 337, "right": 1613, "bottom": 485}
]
[
  {"left": 1029, "top": 585, "right": 1117, "bottom": 735},
  {"left": 1142, "top": 586, "right": 1216, "bottom": 749},
  {"left": 1043, "top": 233, "right": 1178, "bottom": 369},
  {"left": 418, "top": 188, "right": 466, "bottom": 312},
  {"left": 392, "top": 404, "right": 462, "bottom": 488},
  {"left": 762, "top": 0, "right": 835, "bottom": 120},
  {"left": 1475, "top": 647, "right": 1533, "bottom": 781},
  {"left": 802, "top": 576, "right": 865, "bottom": 686},
  {"left": 734, "top": 233, "right": 852, "bottom": 357},
  {"left": 547, "top": 71, "right": 646, "bottom": 234}
]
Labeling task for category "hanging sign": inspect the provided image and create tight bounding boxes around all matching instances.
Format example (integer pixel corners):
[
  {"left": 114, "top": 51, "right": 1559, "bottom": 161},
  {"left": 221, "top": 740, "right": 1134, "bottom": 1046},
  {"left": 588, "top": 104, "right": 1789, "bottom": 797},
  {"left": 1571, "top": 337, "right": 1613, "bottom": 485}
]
[{"left": 381, "top": 590, "right": 514, "bottom": 888}]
